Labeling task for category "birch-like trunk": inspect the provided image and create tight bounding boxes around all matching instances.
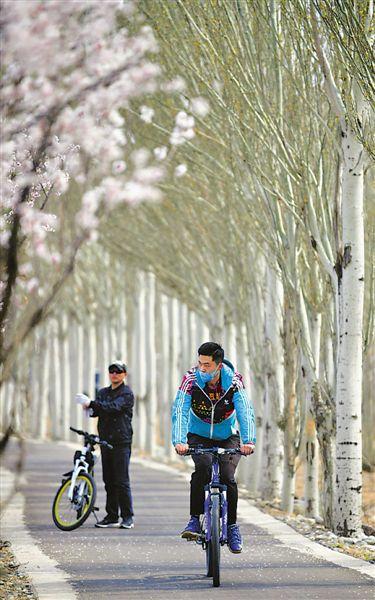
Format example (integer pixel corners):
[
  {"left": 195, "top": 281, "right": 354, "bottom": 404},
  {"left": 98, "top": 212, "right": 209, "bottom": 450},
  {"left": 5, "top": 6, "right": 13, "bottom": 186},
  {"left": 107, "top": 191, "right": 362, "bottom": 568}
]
[
  {"left": 303, "top": 313, "right": 321, "bottom": 518},
  {"left": 160, "top": 292, "right": 170, "bottom": 456},
  {"left": 224, "top": 320, "right": 237, "bottom": 367},
  {"left": 30, "top": 337, "right": 40, "bottom": 437},
  {"left": 85, "top": 315, "right": 97, "bottom": 434},
  {"left": 166, "top": 296, "right": 180, "bottom": 459},
  {"left": 132, "top": 272, "right": 147, "bottom": 450},
  {"left": 35, "top": 325, "right": 50, "bottom": 439},
  {"left": 334, "top": 127, "right": 364, "bottom": 537},
  {"left": 118, "top": 296, "right": 127, "bottom": 363},
  {"left": 261, "top": 265, "right": 284, "bottom": 501},
  {"left": 145, "top": 272, "right": 157, "bottom": 456},
  {"left": 74, "top": 321, "right": 85, "bottom": 430},
  {"left": 281, "top": 297, "right": 298, "bottom": 513},
  {"left": 59, "top": 313, "right": 70, "bottom": 441},
  {"left": 179, "top": 302, "right": 189, "bottom": 373},
  {"left": 49, "top": 319, "right": 62, "bottom": 438}
]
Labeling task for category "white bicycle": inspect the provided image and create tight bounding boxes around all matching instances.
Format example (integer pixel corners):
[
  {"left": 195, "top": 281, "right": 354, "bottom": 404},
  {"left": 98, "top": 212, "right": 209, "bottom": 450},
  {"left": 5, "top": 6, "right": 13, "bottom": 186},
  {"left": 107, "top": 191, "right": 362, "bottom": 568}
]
[{"left": 52, "top": 426, "right": 112, "bottom": 531}]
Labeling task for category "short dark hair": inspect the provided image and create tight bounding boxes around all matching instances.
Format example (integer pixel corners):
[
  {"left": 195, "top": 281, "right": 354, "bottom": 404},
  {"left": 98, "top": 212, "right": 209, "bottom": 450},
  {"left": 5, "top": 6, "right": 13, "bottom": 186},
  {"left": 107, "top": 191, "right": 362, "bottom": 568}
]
[{"left": 198, "top": 342, "right": 224, "bottom": 364}]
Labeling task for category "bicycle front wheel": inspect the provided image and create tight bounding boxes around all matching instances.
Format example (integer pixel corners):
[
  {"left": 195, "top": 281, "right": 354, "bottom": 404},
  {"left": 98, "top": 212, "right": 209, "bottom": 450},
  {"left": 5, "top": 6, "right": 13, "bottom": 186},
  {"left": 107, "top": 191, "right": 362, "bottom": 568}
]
[
  {"left": 52, "top": 472, "right": 96, "bottom": 531},
  {"left": 209, "top": 494, "right": 221, "bottom": 587}
]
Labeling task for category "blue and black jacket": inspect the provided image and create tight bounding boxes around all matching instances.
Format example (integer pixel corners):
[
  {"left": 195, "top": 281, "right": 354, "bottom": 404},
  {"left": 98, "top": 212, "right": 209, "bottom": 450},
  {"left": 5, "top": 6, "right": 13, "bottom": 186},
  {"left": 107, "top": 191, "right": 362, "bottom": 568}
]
[{"left": 171, "top": 360, "right": 256, "bottom": 446}]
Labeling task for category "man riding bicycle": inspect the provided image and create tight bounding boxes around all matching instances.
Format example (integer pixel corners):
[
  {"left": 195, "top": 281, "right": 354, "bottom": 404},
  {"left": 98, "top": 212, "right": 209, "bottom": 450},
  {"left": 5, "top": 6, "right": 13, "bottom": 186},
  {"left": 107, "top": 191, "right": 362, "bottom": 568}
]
[{"left": 172, "top": 342, "right": 256, "bottom": 553}]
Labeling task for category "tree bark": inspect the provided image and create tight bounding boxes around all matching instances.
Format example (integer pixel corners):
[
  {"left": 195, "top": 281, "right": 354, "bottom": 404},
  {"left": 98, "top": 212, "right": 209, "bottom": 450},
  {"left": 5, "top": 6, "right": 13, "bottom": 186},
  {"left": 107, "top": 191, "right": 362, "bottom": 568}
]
[
  {"left": 261, "top": 265, "right": 284, "bottom": 501},
  {"left": 281, "top": 297, "right": 298, "bottom": 513},
  {"left": 333, "top": 126, "right": 364, "bottom": 537}
]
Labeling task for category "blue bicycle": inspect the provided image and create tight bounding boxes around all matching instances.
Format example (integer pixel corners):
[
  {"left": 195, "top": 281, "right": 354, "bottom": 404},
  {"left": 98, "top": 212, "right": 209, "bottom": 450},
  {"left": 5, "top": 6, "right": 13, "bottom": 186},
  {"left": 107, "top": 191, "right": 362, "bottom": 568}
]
[{"left": 185, "top": 447, "right": 243, "bottom": 587}]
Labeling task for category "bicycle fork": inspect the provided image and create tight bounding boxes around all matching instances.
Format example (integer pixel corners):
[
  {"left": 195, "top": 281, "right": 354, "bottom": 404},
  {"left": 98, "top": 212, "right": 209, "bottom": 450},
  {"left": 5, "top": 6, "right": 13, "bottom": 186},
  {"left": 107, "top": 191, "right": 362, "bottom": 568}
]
[{"left": 203, "top": 485, "right": 228, "bottom": 544}]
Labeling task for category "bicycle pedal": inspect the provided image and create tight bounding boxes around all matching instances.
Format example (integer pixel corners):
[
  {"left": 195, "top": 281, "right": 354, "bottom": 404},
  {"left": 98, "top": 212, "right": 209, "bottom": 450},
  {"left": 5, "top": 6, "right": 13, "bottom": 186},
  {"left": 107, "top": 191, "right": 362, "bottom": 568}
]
[{"left": 93, "top": 506, "right": 100, "bottom": 511}]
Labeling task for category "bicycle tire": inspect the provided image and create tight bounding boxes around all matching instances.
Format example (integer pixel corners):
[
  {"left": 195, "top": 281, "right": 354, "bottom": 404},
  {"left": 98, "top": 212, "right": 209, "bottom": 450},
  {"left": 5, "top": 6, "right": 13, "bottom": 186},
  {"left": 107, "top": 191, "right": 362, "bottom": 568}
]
[
  {"left": 204, "top": 514, "right": 213, "bottom": 577},
  {"left": 52, "top": 472, "right": 96, "bottom": 531},
  {"left": 210, "top": 494, "right": 221, "bottom": 587}
]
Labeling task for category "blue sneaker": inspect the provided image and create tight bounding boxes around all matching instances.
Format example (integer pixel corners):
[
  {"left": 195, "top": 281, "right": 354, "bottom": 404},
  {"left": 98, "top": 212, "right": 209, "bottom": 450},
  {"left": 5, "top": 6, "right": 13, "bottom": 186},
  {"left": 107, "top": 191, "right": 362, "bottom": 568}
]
[
  {"left": 228, "top": 524, "right": 242, "bottom": 553},
  {"left": 181, "top": 516, "right": 200, "bottom": 539}
]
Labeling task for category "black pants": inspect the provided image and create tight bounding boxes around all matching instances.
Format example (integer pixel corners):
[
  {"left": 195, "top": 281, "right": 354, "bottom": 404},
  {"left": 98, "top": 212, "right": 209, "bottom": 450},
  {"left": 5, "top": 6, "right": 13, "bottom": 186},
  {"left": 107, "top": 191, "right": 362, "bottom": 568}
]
[
  {"left": 187, "top": 433, "right": 241, "bottom": 526},
  {"left": 100, "top": 444, "right": 133, "bottom": 520}
]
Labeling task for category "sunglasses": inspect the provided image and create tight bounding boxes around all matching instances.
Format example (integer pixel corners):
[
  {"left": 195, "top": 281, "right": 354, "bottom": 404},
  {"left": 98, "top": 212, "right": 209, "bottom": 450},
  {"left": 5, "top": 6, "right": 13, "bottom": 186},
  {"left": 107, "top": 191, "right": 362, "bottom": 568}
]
[{"left": 109, "top": 368, "right": 124, "bottom": 374}]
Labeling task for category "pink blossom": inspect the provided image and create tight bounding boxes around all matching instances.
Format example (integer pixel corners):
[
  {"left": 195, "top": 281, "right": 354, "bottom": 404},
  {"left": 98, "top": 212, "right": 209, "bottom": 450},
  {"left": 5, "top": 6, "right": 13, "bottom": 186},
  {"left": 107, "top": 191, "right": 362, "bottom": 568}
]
[
  {"left": 131, "top": 149, "right": 151, "bottom": 168},
  {"left": 154, "top": 146, "right": 168, "bottom": 161},
  {"left": 18, "top": 263, "right": 33, "bottom": 276},
  {"left": 1, "top": 0, "right": 172, "bottom": 309},
  {"left": 112, "top": 160, "right": 127, "bottom": 174},
  {"left": 53, "top": 170, "right": 70, "bottom": 194},
  {"left": 134, "top": 166, "right": 164, "bottom": 185},
  {"left": 190, "top": 97, "right": 210, "bottom": 117},
  {"left": 140, "top": 106, "right": 155, "bottom": 123},
  {"left": 123, "top": 181, "right": 162, "bottom": 204},
  {"left": 0, "top": 231, "right": 11, "bottom": 247},
  {"left": 175, "top": 164, "right": 187, "bottom": 177},
  {"left": 163, "top": 77, "right": 186, "bottom": 93},
  {"left": 26, "top": 278, "right": 39, "bottom": 294},
  {"left": 170, "top": 130, "right": 186, "bottom": 146},
  {"left": 50, "top": 252, "right": 61, "bottom": 265},
  {"left": 175, "top": 111, "right": 195, "bottom": 129}
]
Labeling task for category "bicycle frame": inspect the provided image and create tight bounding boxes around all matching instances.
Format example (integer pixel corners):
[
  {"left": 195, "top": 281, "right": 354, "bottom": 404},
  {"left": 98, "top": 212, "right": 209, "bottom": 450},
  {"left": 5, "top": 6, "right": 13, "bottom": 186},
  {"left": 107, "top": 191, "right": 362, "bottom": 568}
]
[
  {"left": 203, "top": 452, "right": 228, "bottom": 544},
  {"left": 53, "top": 426, "right": 112, "bottom": 531},
  {"left": 68, "top": 446, "right": 95, "bottom": 502}
]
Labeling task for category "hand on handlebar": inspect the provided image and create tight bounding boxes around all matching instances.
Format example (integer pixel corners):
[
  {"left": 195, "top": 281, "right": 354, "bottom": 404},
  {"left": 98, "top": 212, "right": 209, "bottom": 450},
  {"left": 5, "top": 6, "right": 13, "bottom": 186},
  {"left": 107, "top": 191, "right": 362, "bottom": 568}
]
[
  {"left": 240, "top": 443, "right": 255, "bottom": 455},
  {"left": 175, "top": 443, "right": 189, "bottom": 455}
]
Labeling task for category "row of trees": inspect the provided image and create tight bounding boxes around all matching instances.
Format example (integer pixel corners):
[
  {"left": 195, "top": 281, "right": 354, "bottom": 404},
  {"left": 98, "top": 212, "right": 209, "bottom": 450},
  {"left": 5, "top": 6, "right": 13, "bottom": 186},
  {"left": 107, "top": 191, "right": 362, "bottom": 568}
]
[
  {"left": 1, "top": 1, "right": 374, "bottom": 538},
  {"left": 114, "top": 0, "right": 373, "bottom": 535}
]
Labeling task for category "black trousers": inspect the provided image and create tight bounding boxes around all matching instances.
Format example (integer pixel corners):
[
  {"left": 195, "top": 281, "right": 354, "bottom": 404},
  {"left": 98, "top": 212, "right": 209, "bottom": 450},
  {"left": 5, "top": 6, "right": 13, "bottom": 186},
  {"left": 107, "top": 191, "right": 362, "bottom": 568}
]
[
  {"left": 187, "top": 432, "right": 241, "bottom": 526},
  {"left": 100, "top": 444, "right": 133, "bottom": 520}
]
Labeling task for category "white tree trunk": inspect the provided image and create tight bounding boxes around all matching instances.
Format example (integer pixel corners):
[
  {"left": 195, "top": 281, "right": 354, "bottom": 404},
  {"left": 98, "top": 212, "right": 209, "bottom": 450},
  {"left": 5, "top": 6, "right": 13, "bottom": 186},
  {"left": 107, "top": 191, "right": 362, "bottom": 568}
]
[
  {"left": 303, "top": 310, "right": 321, "bottom": 518},
  {"left": 118, "top": 295, "right": 127, "bottom": 363},
  {"left": 35, "top": 324, "right": 50, "bottom": 439},
  {"left": 166, "top": 296, "right": 179, "bottom": 459},
  {"left": 59, "top": 313, "right": 70, "bottom": 441},
  {"left": 74, "top": 322, "right": 85, "bottom": 430},
  {"left": 187, "top": 310, "right": 196, "bottom": 365},
  {"left": 261, "top": 265, "right": 284, "bottom": 501},
  {"left": 334, "top": 127, "right": 364, "bottom": 536},
  {"left": 281, "top": 298, "right": 297, "bottom": 513},
  {"left": 160, "top": 292, "right": 170, "bottom": 456},
  {"left": 85, "top": 316, "right": 97, "bottom": 434},
  {"left": 49, "top": 319, "right": 62, "bottom": 438},
  {"left": 29, "top": 337, "right": 40, "bottom": 437},
  {"left": 0, "top": 379, "right": 13, "bottom": 432},
  {"left": 224, "top": 320, "right": 237, "bottom": 367},
  {"left": 145, "top": 272, "right": 157, "bottom": 456}
]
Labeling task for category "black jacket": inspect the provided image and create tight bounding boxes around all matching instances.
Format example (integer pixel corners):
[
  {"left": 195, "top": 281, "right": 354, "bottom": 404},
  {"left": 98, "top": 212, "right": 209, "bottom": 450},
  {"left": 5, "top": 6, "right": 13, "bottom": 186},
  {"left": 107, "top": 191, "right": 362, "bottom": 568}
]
[{"left": 89, "top": 383, "right": 134, "bottom": 447}]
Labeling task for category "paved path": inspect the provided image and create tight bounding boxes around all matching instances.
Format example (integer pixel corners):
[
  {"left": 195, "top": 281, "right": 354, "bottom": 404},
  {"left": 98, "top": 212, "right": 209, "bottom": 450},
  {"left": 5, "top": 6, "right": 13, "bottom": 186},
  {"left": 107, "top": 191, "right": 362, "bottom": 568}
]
[{"left": 2, "top": 440, "right": 374, "bottom": 599}]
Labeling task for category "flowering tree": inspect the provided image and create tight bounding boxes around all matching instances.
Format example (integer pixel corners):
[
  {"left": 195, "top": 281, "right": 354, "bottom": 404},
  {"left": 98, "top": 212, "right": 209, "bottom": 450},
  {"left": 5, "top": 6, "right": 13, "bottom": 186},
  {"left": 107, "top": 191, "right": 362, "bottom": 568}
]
[{"left": 0, "top": 0, "right": 178, "bottom": 384}]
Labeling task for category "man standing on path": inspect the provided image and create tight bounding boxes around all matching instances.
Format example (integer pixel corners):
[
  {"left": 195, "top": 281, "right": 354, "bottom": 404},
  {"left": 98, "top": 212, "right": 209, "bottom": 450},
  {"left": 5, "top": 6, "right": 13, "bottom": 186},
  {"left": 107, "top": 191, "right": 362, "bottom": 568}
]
[
  {"left": 172, "top": 342, "right": 256, "bottom": 553},
  {"left": 76, "top": 360, "right": 135, "bottom": 529}
]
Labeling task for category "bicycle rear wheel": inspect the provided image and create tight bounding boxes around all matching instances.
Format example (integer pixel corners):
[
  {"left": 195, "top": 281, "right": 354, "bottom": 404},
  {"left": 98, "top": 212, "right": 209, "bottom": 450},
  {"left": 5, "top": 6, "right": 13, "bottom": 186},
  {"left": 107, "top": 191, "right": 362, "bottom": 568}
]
[
  {"left": 52, "top": 472, "right": 96, "bottom": 531},
  {"left": 210, "top": 494, "right": 221, "bottom": 587}
]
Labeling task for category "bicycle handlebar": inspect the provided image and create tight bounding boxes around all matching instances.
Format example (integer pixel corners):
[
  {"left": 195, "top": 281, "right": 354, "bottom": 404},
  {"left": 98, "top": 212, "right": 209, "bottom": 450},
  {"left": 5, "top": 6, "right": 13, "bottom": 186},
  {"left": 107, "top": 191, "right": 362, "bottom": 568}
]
[
  {"left": 186, "top": 447, "right": 245, "bottom": 456},
  {"left": 69, "top": 426, "right": 113, "bottom": 450}
]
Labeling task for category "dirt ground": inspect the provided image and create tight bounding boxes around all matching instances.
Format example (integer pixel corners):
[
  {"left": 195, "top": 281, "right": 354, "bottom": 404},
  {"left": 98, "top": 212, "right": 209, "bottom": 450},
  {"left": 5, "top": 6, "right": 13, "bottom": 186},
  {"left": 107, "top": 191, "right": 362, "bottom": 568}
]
[{"left": 0, "top": 540, "right": 36, "bottom": 599}]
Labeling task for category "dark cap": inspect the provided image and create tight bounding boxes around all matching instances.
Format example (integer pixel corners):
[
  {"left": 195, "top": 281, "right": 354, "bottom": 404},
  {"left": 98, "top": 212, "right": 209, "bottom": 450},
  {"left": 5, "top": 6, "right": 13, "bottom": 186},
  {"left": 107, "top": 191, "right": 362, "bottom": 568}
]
[{"left": 108, "top": 361, "right": 127, "bottom": 373}]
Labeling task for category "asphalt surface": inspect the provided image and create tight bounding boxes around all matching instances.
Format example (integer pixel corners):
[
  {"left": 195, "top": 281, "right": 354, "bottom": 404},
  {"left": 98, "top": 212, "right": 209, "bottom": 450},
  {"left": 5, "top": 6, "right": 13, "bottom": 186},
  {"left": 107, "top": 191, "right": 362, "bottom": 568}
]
[{"left": 3, "top": 440, "right": 374, "bottom": 599}]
